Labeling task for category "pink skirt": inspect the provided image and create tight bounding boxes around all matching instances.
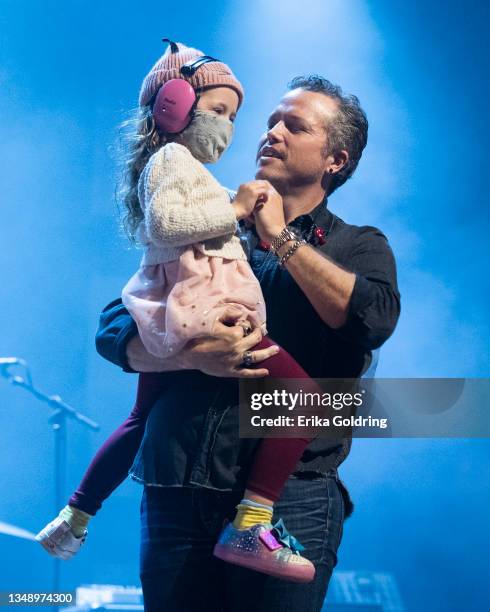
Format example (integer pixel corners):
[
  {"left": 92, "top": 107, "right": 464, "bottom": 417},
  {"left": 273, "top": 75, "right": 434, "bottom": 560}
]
[{"left": 121, "top": 247, "right": 267, "bottom": 359}]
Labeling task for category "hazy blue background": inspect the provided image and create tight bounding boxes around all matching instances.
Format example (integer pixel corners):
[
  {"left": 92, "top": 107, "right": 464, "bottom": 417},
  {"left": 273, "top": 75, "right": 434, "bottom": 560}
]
[{"left": 1, "top": 1, "right": 489, "bottom": 610}]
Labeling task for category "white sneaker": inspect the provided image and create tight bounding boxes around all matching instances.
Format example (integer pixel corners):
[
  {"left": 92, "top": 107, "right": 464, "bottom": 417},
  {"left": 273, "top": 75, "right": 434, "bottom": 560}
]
[{"left": 35, "top": 517, "right": 87, "bottom": 560}]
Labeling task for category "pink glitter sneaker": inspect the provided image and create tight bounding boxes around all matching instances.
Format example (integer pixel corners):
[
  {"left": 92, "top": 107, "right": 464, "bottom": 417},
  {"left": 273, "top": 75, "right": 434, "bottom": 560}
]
[{"left": 213, "top": 519, "right": 315, "bottom": 583}]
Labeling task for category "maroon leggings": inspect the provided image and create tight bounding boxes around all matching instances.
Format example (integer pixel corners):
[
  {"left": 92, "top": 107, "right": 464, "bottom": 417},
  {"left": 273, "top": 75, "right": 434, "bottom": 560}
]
[{"left": 68, "top": 337, "right": 312, "bottom": 515}]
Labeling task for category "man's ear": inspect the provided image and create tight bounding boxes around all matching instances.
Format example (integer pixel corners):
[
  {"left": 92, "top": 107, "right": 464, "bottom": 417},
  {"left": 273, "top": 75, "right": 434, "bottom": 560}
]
[
  {"left": 325, "top": 149, "right": 349, "bottom": 175},
  {"left": 321, "top": 150, "right": 349, "bottom": 192}
]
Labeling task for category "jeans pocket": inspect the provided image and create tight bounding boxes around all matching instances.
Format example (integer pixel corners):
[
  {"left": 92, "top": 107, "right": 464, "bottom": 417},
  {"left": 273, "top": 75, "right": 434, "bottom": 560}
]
[
  {"left": 336, "top": 477, "right": 354, "bottom": 519},
  {"left": 318, "top": 476, "right": 344, "bottom": 568}
]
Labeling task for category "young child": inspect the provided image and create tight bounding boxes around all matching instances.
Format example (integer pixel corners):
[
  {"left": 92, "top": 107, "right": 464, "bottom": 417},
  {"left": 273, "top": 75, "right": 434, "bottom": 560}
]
[{"left": 36, "top": 40, "right": 317, "bottom": 583}]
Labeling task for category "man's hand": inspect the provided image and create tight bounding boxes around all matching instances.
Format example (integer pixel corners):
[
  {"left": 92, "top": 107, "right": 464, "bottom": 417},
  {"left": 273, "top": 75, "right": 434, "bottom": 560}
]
[
  {"left": 232, "top": 181, "right": 272, "bottom": 221},
  {"left": 182, "top": 307, "right": 279, "bottom": 377},
  {"left": 252, "top": 182, "right": 287, "bottom": 243},
  {"left": 127, "top": 307, "right": 279, "bottom": 377}
]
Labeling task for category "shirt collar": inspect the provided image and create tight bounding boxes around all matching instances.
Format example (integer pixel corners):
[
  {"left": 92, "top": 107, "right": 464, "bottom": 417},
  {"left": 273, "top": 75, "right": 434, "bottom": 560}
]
[{"left": 288, "top": 197, "right": 333, "bottom": 235}]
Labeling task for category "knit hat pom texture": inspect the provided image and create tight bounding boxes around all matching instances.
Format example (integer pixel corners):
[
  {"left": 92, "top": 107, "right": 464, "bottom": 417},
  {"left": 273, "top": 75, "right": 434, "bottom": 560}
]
[{"left": 139, "top": 41, "right": 244, "bottom": 109}]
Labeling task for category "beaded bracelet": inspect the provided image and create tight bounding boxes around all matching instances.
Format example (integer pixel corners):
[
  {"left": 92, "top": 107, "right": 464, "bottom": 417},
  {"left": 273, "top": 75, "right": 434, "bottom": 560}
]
[{"left": 279, "top": 239, "right": 307, "bottom": 267}]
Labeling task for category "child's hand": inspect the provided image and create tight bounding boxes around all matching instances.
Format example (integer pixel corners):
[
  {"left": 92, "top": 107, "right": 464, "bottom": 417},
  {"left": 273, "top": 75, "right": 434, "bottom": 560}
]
[{"left": 232, "top": 181, "right": 271, "bottom": 220}]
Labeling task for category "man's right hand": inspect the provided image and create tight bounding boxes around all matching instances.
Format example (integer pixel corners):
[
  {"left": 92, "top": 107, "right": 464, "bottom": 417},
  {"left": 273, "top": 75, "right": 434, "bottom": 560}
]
[{"left": 126, "top": 307, "right": 279, "bottom": 378}]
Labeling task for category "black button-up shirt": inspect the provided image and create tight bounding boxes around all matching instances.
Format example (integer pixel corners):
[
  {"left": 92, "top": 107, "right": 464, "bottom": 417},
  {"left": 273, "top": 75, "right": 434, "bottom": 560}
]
[{"left": 95, "top": 200, "right": 400, "bottom": 491}]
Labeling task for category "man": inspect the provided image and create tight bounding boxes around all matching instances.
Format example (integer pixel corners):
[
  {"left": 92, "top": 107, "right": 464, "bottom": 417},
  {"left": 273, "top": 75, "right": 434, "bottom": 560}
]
[{"left": 96, "top": 75, "right": 400, "bottom": 611}]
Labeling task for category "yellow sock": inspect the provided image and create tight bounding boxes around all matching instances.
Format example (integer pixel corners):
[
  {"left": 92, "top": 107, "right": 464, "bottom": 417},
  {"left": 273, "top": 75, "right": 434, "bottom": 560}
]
[
  {"left": 59, "top": 505, "right": 92, "bottom": 538},
  {"left": 232, "top": 502, "right": 273, "bottom": 530}
]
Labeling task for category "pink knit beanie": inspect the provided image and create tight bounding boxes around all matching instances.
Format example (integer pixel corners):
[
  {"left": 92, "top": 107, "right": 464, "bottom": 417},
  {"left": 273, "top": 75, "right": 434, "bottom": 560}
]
[{"left": 139, "top": 40, "right": 244, "bottom": 109}]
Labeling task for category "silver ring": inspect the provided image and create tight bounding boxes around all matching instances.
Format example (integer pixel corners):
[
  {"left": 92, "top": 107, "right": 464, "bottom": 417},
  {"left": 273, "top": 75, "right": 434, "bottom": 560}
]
[
  {"left": 241, "top": 350, "right": 254, "bottom": 367},
  {"left": 242, "top": 322, "right": 252, "bottom": 336}
]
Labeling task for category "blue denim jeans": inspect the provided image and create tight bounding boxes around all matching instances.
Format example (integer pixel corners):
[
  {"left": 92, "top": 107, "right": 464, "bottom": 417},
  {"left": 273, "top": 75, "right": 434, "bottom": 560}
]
[{"left": 140, "top": 472, "right": 345, "bottom": 612}]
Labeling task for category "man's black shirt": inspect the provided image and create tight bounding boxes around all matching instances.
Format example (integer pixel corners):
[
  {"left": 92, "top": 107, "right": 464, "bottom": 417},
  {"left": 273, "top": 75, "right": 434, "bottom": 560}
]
[{"left": 95, "top": 201, "right": 400, "bottom": 492}]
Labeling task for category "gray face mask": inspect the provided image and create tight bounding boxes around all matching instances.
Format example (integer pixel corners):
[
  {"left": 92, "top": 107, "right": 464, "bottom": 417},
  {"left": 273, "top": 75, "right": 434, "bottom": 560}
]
[{"left": 177, "top": 110, "right": 234, "bottom": 164}]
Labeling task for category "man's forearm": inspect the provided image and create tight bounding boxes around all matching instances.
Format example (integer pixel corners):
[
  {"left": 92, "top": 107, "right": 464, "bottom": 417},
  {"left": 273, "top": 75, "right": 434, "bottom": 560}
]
[
  {"left": 276, "top": 241, "right": 356, "bottom": 329},
  {"left": 126, "top": 335, "right": 189, "bottom": 373},
  {"left": 96, "top": 299, "right": 277, "bottom": 377}
]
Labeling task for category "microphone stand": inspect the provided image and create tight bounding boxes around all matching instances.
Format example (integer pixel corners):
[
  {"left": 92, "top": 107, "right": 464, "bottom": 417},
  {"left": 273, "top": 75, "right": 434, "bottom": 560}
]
[{"left": 1, "top": 361, "right": 99, "bottom": 609}]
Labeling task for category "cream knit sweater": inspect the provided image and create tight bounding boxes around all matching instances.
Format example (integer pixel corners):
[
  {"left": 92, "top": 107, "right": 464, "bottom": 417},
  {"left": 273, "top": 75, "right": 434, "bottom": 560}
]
[{"left": 137, "top": 142, "right": 247, "bottom": 265}]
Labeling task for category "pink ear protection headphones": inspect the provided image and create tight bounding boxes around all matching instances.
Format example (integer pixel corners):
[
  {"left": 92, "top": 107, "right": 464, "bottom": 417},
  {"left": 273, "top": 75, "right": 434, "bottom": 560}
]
[{"left": 152, "top": 39, "right": 220, "bottom": 134}]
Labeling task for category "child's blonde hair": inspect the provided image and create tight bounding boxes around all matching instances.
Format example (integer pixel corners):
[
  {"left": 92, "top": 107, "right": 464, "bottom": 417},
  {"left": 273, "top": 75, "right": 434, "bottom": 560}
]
[{"left": 117, "top": 105, "right": 167, "bottom": 242}]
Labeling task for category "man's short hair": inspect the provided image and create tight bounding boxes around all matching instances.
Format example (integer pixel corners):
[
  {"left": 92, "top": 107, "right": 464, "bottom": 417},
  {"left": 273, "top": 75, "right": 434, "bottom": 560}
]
[{"left": 288, "top": 75, "right": 368, "bottom": 195}]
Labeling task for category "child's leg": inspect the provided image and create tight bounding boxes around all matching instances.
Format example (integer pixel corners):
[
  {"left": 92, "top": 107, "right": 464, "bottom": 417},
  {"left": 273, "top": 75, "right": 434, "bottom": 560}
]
[
  {"left": 233, "top": 337, "right": 314, "bottom": 528},
  {"left": 37, "top": 372, "right": 167, "bottom": 556},
  {"left": 68, "top": 372, "right": 166, "bottom": 517},
  {"left": 215, "top": 336, "right": 317, "bottom": 581}
]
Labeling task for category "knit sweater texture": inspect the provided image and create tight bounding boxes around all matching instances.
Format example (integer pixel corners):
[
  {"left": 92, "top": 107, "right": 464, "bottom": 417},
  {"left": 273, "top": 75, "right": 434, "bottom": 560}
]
[{"left": 136, "top": 142, "right": 246, "bottom": 265}]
